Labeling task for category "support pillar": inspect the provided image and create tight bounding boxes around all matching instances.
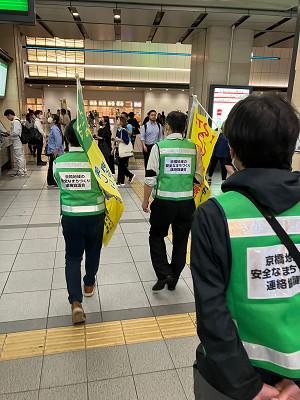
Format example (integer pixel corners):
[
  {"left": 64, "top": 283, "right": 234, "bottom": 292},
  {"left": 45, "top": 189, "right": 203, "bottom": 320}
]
[{"left": 190, "top": 26, "right": 254, "bottom": 110}]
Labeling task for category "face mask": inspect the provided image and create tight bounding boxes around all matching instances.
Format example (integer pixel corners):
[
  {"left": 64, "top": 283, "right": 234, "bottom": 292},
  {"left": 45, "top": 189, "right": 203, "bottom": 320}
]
[
  {"left": 48, "top": 117, "right": 53, "bottom": 124},
  {"left": 39, "top": 115, "right": 43, "bottom": 119}
]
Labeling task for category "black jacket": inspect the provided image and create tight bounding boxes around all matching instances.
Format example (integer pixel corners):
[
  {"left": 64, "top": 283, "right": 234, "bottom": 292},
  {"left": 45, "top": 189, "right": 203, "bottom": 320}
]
[{"left": 191, "top": 168, "right": 300, "bottom": 400}]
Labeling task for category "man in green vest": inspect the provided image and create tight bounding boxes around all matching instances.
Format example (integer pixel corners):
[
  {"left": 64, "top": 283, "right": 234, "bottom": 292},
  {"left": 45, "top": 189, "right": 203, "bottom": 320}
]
[
  {"left": 142, "top": 111, "right": 203, "bottom": 291},
  {"left": 54, "top": 120, "right": 105, "bottom": 324},
  {"left": 191, "top": 94, "right": 300, "bottom": 400}
]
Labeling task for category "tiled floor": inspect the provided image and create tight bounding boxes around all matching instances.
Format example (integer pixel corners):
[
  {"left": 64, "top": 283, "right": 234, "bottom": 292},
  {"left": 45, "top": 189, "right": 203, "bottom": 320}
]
[{"left": 0, "top": 159, "right": 223, "bottom": 399}]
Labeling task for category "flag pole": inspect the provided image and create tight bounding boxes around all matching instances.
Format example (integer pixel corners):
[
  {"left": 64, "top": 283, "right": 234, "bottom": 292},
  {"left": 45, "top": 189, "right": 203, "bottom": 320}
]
[
  {"left": 186, "top": 95, "right": 199, "bottom": 139},
  {"left": 193, "top": 96, "right": 219, "bottom": 130}
]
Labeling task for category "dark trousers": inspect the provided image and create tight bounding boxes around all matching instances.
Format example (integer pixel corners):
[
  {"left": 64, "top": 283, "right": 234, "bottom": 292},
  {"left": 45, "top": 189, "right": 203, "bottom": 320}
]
[
  {"left": 194, "top": 366, "right": 233, "bottom": 400},
  {"left": 64, "top": 135, "right": 69, "bottom": 152},
  {"left": 62, "top": 213, "right": 105, "bottom": 304},
  {"left": 143, "top": 144, "right": 154, "bottom": 170},
  {"left": 117, "top": 156, "right": 133, "bottom": 184},
  {"left": 208, "top": 155, "right": 227, "bottom": 181},
  {"left": 149, "top": 198, "right": 195, "bottom": 280},
  {"left": 47, "top": 154, "right": 57, "bottom": 186},
  {"left": 36, "top": 139, "right": 43, "bottom": 164}
]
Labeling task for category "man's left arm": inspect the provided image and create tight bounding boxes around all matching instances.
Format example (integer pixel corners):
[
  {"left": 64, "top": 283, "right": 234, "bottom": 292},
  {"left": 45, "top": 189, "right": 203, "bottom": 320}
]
[
  {"left": 194, "top": 145, "right": 203, "bottom": 184},
  {"left": 142, "top": 144, "right": 159, "bottom": 212}
]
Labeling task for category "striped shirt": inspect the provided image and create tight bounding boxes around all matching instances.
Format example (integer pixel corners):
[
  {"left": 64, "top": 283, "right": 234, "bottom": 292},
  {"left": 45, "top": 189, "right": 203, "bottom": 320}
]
[{"left": 140, "top": 121, "right": 163, "bottom": 145}]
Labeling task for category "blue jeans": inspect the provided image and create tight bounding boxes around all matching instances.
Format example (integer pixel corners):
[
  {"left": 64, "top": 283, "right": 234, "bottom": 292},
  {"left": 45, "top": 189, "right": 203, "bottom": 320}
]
[{"left": 62, "top": 213, "right": 105, "bottom": 304}]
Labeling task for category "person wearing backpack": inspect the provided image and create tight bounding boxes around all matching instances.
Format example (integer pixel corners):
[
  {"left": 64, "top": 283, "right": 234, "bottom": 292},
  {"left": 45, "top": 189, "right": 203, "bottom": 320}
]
[
  {"left": 4, "top": 109, "right": 27, "bottom": 177},
  {"left": 191, "top": 94, "right": 300, "bottom": 400},
  {"left": 140, "top": 109, "right": 163, "bottom": 170}
]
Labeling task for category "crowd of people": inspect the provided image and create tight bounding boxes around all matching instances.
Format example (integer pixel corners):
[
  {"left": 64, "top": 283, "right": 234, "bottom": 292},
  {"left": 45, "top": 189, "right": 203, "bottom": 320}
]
[{"left": 2, "top": 94, "right": 300, "bottom": 400}]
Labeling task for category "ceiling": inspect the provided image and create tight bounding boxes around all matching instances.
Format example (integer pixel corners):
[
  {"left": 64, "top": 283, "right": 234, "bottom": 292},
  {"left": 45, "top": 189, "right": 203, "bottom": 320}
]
[{"left": 19, "top": 0, "right": 299, "bottom": 48}]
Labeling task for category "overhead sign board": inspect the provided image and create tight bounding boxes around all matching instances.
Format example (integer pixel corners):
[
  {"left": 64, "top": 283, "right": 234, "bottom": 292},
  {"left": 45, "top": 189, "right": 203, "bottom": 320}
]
[{"left": 0, "top": 0, "right": 35, "bottom": 25}]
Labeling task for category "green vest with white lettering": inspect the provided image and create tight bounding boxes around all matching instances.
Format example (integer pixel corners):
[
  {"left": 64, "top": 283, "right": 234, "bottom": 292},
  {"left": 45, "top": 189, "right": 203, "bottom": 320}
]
[
  {"left": 153, "top": 139, "right": 196, "bottom": 201},
  {"left": 216, "top": 191, "right": 300, "bottom": 378},
  {"left": 54, "top": 151, "right": 105, "bottom": 216}
]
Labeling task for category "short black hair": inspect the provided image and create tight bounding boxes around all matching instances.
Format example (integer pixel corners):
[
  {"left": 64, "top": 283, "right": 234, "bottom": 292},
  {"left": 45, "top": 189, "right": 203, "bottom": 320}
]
[
  {"left": 166, "top": 111, "right": 186, "bottom": 134},
  {"left": 224, "top": 93, "right": 299, "bottom": 169},
  {"left": 53, "top": 114, "right": 60, "bottom": 125},
  {"left": 64, "top": 119, "right": 80, "bottom": 146},
  {"left": 121, "top": 111, "right": 128, "bottom": 118},
  {"left": 147, "top": 110, "right": 157, "bottom": 116},
  {"left": 4, "top": 109, "right": 15, "bottom": 117},
  {"left": 128, "top": 112, "right": 134, "bottom": 118},
  {"left": 34, "top": 110, "right": 42, "bottom": 117},
  {"left": 61, "top": 108, "right": 66, "bottom": 115}
]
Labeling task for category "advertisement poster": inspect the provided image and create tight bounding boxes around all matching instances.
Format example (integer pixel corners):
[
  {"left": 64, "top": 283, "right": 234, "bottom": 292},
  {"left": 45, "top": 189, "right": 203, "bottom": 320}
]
[{"left": 209, "top": 85, "right": 252, "bottom": 128}]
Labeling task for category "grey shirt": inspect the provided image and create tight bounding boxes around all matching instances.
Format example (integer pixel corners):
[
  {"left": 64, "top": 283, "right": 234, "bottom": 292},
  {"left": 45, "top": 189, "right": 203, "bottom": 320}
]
[
  {"left": 140, "top": 121, "right": 163, "bottom": 145},
  {"left": 10, "top": 117, "right": 22, "bottom": 145}
]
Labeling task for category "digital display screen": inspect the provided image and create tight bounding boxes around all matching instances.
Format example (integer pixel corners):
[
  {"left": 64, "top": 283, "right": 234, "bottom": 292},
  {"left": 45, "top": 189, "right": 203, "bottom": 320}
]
[
  {"left": 0, "top": 62, "right": 8, "bottom": 98},
  {"left": 0, "top": 1, "right": 28, "bottom": 11},
  {"left": 0, "top": 0, "right": 35, "bottom": 25},
  {"left": 209, "top": 85, "right": 252, "bottom": 128}
]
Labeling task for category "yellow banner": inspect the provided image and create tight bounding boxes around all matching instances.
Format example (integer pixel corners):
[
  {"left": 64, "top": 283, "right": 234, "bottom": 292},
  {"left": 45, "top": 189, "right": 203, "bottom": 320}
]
[
  {"left": 75, "top": 79, "right": 124, "bottom": 246},
  {"left": 191, "top": 110, "right": 218, "bottom": 208}
]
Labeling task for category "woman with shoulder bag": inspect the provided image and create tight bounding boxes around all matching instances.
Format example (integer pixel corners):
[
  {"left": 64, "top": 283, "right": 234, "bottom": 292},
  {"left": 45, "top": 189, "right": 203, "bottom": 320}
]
[
  {"left": 46, "top": 114, "right": 64, "bottom": 187},
  {"left": 113, "top": 116, "right": 135, "bottom": 187}
]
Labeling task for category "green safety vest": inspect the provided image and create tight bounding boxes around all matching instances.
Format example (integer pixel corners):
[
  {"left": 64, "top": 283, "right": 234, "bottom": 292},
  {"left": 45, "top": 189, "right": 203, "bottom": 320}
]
[
  {"left": 54, "top": 150, "right": 105, "bottom": 216},
  {"left": 153, "top": 139, "right": 196, "bottom": 201},
  {"left": 216, "top": 191, "right": 300, "bottom": 378}
]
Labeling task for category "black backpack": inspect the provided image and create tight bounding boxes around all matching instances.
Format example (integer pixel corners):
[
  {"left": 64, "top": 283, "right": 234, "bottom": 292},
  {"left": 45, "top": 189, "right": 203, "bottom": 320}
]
[
  {"left": 16, "top": 118, "right": 42, "bottom": 144},
  {"left": 15, "top": 119, "right": 31, "bottom": 144}
]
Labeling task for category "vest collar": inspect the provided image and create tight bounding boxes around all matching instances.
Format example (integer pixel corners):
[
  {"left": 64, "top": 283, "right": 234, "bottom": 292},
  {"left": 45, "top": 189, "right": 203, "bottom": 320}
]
[
  {"left": 166, "top": 133, "right": 184, "bottom": 140},
  {"left": 69, "top": 146, "right": 84, "bottom": 152}
]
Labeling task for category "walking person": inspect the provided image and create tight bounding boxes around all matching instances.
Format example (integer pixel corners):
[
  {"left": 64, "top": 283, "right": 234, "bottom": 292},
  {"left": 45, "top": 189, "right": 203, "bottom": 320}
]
[
  {"left": 33, "top": 110, "right": 47, "bottom": 166},
  {"left": 128, "top": 111, "right": 140, "bottom": 149},
  {"left": 191, "top": 94, "right": 300, "bottom": 400},
  {"left": 142, "top": 111, "right": 203, "bottom": 291},
  {"left": 140, "top": 110, "right": 163, "bottom": 170},
  {"left": 207, "top": 130, "right": 230, "bottom": 184},
  {"left": 96, "top": 116, "right": 112, "bottom": 164},
  {"left": 113, "top": 116, "right": 135, "bottom": 187},
  {"left": 4, "top": 109, "right": 27, "bottom": 177},
  {"left": 53, "top": 119, "right": 106, "bottom": 324},
  {"left": 61, "top": 108, "right": 70, "bottom": 152},
  {"left": 46, "top": 114, "right": 64, "bottom": 187},
  {"left": 25, "top": 112, "right": 36, "bottom": 157}
]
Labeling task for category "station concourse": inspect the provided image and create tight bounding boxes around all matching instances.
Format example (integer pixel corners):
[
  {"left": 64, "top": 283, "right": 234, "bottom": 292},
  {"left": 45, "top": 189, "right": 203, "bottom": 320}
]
[{"left": 0, "top": 0, "right": 299, "bottom": 399}]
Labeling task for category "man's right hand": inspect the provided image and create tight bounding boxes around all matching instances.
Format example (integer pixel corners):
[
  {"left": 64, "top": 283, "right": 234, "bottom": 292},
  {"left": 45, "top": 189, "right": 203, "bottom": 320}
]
[
  {"left": 252, "top": 384, "right": 280, "bottom": 400},
  {"left": 143, "top": 145, "right": 147, "bottom": 152},
  {"left": 274, "top": 379, "right": 300, "bottom": 400}
]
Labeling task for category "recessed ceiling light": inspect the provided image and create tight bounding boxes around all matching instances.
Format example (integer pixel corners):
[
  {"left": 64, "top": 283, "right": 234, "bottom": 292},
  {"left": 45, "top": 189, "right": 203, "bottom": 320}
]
[
  {"left": 150, "top": 88, "right": 152, "bottom": 91},
  {"left": 72, "top": 12, "right": 79, "bottom": 16},
  {"left": 117, "top": 87, "right": 119, "bottom": 90},
  {"left": 47, "top": 85, "right": 50, "bottom": 87},
  {"left": 166, "top": 89, "right": 168, "bottom": 91},
  {"left": 114, "top": 9, "right": 121, "bottom": 19},
  {"left": 65, "top": 85, "right": 67, "bottom": 88},
  {"left": 99, "top": 86, "right": 102, "bottom": 89},
  {"left": 133, "top": 88, "right": 135, "bottom": 90},
  {"left": 182, "top": 89, "right": 184, "bottom": 92},
  {"left": 30, "top": 84, "right": 32, "bottom": 86}
]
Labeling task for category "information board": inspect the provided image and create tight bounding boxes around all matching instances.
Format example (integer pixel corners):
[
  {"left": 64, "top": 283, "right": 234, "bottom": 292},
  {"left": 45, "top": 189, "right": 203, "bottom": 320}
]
[
  {"left": 0, "top": 0, "right": 35, "bottom": 25},
  {"left": 209, "top": 85, "right": 252, "bottom": 128},
  {"left": 0, "top": 1, "right": 28, "bottom": 11},
  {"left": 0, "top": 62, "right": 8, "bottom": 98}
]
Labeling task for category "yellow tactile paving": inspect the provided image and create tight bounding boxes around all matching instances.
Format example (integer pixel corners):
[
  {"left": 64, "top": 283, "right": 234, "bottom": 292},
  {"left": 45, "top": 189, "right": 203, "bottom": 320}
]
[
  {"left": 189, "top": 312, "right": 197, "bottom": 327},
  {"left": 130, "top": 179, "right": 192, "bottom": 265},
  {"left": 85, "top": 321, "right": 125, "bottom": 349},
  {"left": 156, "top": 313, "right": 197, "bottom": 339},
  {"left": 0, "top": 335, "right": 6, "bottom": 356},
  {"left": 1, "top": 329, "right": 46, "bottom": 361},
  {"left": 45, "top": 325, "right": 85, "bottom": 355},
  {"left": 122, "top": 317, "right": 163, "bottom": 344}
]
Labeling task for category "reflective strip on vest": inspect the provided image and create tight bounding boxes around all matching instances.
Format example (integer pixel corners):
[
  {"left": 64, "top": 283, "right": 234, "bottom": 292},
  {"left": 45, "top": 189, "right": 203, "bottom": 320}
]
[
  {"left": 156, "top": 189, "right": 194, "bottom": 198},
  {"left": 61, "top": 204, "right": 105, "bottom": 213},
  {"left": 227, "top": 216, "right": 300, "bottom": 238},
  {"left": 55, "top": 162, "right": 91, "bottom": 169},
  {"left": 159, "top": 147, "right": 196, "bottom": 155},
  {"left": 243, "top": 341, "right": 300, "bottom": 370}
]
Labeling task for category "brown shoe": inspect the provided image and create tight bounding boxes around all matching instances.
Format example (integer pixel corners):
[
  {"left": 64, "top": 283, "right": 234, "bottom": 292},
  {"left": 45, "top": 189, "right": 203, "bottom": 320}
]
[
  {"left": 71, "top": 301, "right": 86, "bottom": 324},
  {"left": 84, "top": 283, "right": 96, "bottom": 297}
]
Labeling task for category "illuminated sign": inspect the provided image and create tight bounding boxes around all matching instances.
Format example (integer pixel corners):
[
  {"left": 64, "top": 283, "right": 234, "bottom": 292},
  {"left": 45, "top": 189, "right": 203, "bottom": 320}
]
[
  {"left": 0, "top": 0, "right": 35, "bottom": 24},
  {"left": 209, "top": 85, "right": 252, "bottom": 128},
  {"left": 0, "top": 62, "right": 8, "bottom": 98}
]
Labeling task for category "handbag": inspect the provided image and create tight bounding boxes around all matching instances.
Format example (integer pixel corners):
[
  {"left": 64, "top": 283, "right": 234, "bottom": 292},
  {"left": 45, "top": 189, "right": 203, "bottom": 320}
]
[
  {"left": 234, "top": 188, "right": 300, "bottom": 268},
  {"left": 114, "top": 148, "right": 120, "bottom": 165},
  {"left": 29, "top": 127, "right": 43, "bottom": 144},
  {"left": 118, "top": 129, "right": 134, "bottom": 158}
]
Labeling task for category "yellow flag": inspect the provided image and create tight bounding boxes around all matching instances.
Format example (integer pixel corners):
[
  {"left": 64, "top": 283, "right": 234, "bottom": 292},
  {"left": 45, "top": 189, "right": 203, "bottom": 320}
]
[
  {"left": 75, "top": 79, "right": 124, "bottom": 246},
  {"left": 191, "top": 109, "right": 218, "bottom": 208}
]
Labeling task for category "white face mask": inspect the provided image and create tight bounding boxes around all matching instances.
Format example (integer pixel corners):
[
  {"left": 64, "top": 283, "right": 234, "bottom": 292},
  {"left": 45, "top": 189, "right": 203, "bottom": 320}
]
[
  {"left": 47, "top": 117, "right": 53, "bottom": 124},
  {"left": 39, "top": 115, "right": 43, "bottom": 119}
]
